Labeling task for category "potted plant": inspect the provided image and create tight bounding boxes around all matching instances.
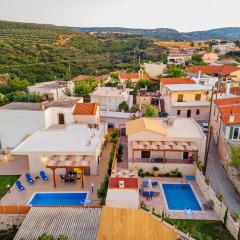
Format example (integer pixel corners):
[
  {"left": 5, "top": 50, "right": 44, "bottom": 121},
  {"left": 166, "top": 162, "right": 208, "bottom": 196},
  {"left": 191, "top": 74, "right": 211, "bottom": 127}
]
[{"left": 152, "top": 166, "right": 159, "bottom": 177}]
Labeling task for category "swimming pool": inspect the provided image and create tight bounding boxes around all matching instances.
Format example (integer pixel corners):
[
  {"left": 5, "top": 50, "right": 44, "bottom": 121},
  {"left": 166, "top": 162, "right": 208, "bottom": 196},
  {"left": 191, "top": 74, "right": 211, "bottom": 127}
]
[
  {"left": 162, "top": 183, "right": 202, "bottom": 211},
  {"left": 27, "top": 192, "right": 89, "bottom": 206}
]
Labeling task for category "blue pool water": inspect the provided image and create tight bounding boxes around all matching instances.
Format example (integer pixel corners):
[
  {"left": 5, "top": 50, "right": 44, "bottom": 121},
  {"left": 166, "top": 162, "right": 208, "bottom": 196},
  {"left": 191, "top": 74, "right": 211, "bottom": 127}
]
[
  {"left": 28, "top": 192, "right": 88, "bottom": 206},
  {"left": 162, "top": 184, "right": 202, "bottom": 211}
]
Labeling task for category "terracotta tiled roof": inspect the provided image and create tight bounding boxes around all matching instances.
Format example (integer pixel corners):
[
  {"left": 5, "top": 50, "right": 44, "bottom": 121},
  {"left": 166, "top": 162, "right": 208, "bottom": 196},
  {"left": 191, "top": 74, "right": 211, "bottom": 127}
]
[
  {"left": 108, "top": 177, "right": 138, "bottom": 189},
  {"left": 73, "top": 103, "right": 98, "bottom": 115},
  {"left": 160, "top": 78, "right": 196, "bottom": 85},
  {"left": 219, "top": 87, "right": 240, "bottom": 96},
  {"left": 188, "top": 65, "right": 240, "bottom": 75},
  {"left": 215, "top": 97, "right": 240, "bottom": 125},
  {"left": 119, "top": 72, "right": 149, "bottom": 79}
]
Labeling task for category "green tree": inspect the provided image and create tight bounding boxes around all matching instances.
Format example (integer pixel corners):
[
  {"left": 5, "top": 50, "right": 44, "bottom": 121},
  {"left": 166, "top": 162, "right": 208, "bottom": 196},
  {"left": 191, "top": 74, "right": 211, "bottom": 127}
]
[
  {"left": 8, "top": 77, "right": 29, "bottom": 92},
  {"left": 230, "top": 144, "right": 240, "bottom": 171},
  {"left": 125, "top": 78, "right": 133, "bottom": 88},
  {"left": 109, "top": 72, "right": 119, "bottom": 80},
  {"left": 37, "top": 233, "right": 68, "bottom": 240},
  {"left": 166, "top": 66, "right": 186, "bottom": 78},
  {"left": 144, "top": 105, "right": 158, "bottom": 117},
  {"left": 191, "top": 54, "right": 204, "bottom": 65},
  {"left": 118, "top": 101, "right": 129, "bottom": 112}
]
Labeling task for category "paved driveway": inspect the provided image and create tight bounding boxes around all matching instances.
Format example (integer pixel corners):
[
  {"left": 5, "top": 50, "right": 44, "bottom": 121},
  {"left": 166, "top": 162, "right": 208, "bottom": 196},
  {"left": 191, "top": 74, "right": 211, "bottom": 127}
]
[{"left": 206, "top": 139, "right": 240, "bottom": 213}]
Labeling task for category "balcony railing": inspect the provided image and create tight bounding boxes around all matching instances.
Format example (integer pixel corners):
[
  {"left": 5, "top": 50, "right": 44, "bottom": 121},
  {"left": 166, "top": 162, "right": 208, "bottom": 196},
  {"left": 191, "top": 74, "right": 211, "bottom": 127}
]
[{"left": 134, "top": 158, "right": 193, "bottom": 164}]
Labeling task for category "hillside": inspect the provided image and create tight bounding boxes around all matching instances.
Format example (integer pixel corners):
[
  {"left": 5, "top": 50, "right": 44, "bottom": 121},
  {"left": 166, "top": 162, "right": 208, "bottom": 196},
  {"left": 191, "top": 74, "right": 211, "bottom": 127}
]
[
  {"left": 0, "top": 20, "right": 167, "bottom": 83},
  {"left": 77, "top": 27, "right": 240, "bottom": 41}
]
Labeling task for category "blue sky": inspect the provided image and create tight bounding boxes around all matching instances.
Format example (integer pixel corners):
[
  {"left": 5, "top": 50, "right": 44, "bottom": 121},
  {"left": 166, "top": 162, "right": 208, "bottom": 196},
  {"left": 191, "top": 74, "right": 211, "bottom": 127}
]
[{"left": 0, "top": 0, "right": 239, "bottom": 32}]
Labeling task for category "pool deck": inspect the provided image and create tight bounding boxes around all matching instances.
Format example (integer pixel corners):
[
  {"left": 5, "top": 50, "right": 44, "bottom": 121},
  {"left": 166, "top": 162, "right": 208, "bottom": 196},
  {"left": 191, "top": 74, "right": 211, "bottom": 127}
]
[
  {"left": 0, "top": 142, "right": 113, "bottom": 206},
  {"left": 139, "top": 177, "right": 218, "bottom": 220}
]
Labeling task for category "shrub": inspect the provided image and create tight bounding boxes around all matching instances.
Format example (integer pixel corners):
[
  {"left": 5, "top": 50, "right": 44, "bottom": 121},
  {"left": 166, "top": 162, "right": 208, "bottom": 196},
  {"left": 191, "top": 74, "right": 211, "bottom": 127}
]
[
  {"left": 205, "top": 178, "right": 210, "bottom": 186},
  {"left": 117, "top": 143, "right": 123, "bottom": 162},
  {"left": 138, "top": 168, "right": 145, "bottom": 177},
  {"left": 118, "top": 101, "right": 129, "bottom": 112},
  {"left": 153, "top": 166, "right": 159, "bottom": 171},
  {"left": 216, "top": 192, "right": 223, "bottom": 202},
  {"left": 231, "top": 212, "right": 240, "bottom": 223}
]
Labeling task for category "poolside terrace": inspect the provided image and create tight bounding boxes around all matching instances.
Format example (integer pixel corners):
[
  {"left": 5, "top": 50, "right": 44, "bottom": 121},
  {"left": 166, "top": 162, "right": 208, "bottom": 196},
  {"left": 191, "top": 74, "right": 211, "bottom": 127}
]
[
  {"left": 0, "top": 142, "right": 113, "bottom": 206},
  {"left": 139, "top": 177, "right": 218, "bottom": 220}
]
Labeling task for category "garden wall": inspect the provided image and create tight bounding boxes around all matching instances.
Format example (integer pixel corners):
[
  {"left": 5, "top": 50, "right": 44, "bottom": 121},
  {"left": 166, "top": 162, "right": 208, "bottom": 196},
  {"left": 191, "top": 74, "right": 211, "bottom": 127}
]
[
  {"left": 196, "top": 169, "right": 239, "bottom": 239},
  {"left": 130, "top": 162, "right": 196, "bottom": 176}
]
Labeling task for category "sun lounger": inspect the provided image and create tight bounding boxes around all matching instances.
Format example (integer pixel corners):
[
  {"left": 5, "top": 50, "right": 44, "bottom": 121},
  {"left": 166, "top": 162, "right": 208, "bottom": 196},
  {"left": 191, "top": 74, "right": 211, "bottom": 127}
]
[
  {"left": 16, "top": 181, "right": 25, "bottom": 191},
  {"left": 151, "top": 181, "right": 158, "bottom": 187},
  {"left": 25, "top": 173, "right": 35, "bottom": 184},
  {"left": 39, "top": 171, "right": 49, "bottom": 181},
  {"left": 143, "top": 191, "right": 160, "bottom": 197},
  {"left": 142, "top": 180, "right": 149, "bottom": 187},
  {"left": 185, "top": 208, "right": 192, "bottom": 215}
]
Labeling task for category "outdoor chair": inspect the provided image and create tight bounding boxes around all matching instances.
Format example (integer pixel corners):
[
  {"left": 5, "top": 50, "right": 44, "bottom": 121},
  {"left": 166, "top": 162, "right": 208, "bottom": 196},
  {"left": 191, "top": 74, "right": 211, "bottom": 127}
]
[
  {"left": 142, "top": 190, "right": 160, "bottom": 198},
  {"left": 39, "top": 171, "right": 49, "bottom": 181},
  {"left": 16, "top": 180, "right": 25, "bottom": 191},
  {"left": 25, "top": 173, "right": 35, "bottom": 184}
]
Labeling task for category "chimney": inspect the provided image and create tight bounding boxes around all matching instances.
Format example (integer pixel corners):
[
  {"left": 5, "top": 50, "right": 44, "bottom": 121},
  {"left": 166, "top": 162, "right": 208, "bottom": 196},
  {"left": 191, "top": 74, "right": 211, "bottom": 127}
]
[
  {"left": 40, "top": 103, "right": 45, "bottom": 111},
  {"left": 229, "top": 111, "right": 235, "bottom": 123},
  {"left": 226, "top": 79, "right": 231, "bottom": 96},
  {"left": 198, "top": 70, "right": 202, "bottom": 79},
  {"left": 119, "top": 180, "right": 125, "bottom": 189}
]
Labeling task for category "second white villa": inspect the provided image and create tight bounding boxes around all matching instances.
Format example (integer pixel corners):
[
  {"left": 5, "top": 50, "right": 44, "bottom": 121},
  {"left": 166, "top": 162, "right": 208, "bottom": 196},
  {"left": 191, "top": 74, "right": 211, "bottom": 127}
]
[{"left": 125, "top": 117, "right": 206, "bottom": 175}]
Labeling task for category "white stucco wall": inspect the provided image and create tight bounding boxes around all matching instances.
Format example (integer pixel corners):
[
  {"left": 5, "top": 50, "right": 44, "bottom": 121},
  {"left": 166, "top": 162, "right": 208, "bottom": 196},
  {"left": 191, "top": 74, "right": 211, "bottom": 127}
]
[
  {"left": 106, "top": 189, "right": 139, "bottom": 209},
  {"left": 0, "top": 110, "right": 46, "bottom": 148}
]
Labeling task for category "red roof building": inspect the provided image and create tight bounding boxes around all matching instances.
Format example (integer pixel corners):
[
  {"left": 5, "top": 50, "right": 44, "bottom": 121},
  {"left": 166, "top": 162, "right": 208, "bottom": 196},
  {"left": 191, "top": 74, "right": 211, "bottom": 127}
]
[
  {"left": 160, "top": 78, "right": 196, "bottom": 85},
  {"left": 188, "top": 65, "right": 240, "bottom": 76},
  {"left": 108, "top": 177, "right": 139, "bottom": 189},
  {"left": 73, "top": 103, "right": 99, "bottom": 115},
  {"left": 214, "top": 97, "right": 240, "bottom": 125}
]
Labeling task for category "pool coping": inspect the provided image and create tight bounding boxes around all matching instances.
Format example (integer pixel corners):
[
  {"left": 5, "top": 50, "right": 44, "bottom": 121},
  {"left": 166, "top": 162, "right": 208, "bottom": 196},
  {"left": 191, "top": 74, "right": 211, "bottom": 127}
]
[
  {"left": 26, "top": 191, "right": 90, "bottom": 206},
  {"left": 160, "top": 182, "right": 203, "bottom": 212}
]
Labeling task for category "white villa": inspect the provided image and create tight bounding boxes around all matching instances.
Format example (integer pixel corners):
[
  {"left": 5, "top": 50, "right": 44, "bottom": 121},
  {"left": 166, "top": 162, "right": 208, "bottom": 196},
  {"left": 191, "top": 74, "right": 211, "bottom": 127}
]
[
  {"left": 28, "top": 80, "right": 75, "bottom": 101},
  {"left": 126, "top": 117, "right": 206, "bottom": 175},
  {"left": 12, "top": 123, "right": 106, "bottom": 177},
  {"left": 0, "top": 97, "right": 83, "bottom": 149},
  {"left": 90, "top": 86, "right": 133, "bottom": 111}
]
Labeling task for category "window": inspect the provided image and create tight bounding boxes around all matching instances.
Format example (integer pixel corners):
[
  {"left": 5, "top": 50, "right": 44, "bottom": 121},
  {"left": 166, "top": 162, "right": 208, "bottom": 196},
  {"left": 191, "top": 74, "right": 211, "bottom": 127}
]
[
  {"left": 195, "top": 94, "right": 201, "bottom": 101},
  {"left": 229, "top": 126, "right": 240, "bottom": 140},
  {"left": 196, "top": 109, "right": 200, "bottom": 115},
  {"left": 177, "top": 110, "right": 181, "bottom": 116},
  {"left": 141, "top": 151, "right": 150, "bottom": 159},
  {"left": 233, "top": 128, "right": 239, "bottom": 139},
  {"left": 187, "top": 110, "right": 191, "bottom": 118},
  {"left": 58, "top": 113, "right": 65, "bottom": 124},
  {"left": 177, "top": 94, "right": 184, "bottom": 102}
]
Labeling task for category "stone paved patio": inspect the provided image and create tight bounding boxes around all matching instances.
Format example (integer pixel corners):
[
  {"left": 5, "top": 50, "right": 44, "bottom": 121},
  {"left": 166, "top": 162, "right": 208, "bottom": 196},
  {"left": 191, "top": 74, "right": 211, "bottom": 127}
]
[
  {"left": 0, "top": 142, "right": 112, "bottom": 206},
  {"left": 139, "top": 177, "right": 218, "bottom": 220}
]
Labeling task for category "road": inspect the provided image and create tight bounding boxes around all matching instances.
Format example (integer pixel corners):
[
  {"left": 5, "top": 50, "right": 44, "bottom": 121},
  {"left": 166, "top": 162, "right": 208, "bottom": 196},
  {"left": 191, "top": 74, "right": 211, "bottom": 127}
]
[{"left": 206, "top": 139, "right": 240, "bottom": 213}]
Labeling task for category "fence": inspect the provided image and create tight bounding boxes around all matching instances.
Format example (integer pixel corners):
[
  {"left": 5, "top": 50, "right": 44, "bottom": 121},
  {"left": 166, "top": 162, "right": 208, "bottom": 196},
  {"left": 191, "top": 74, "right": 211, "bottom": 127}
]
[
  {"left": 196, "top": 169, "right": 239, "bottom": 239},
  {"left": 0, "top": 205, "right": 30, "bottom": 214}
]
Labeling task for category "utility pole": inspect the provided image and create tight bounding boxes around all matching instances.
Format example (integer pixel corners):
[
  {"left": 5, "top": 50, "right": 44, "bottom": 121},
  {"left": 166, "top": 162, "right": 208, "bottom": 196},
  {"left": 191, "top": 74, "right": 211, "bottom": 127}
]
[{"left": 203, "top": 86, "right": 214, "bottom": 175}]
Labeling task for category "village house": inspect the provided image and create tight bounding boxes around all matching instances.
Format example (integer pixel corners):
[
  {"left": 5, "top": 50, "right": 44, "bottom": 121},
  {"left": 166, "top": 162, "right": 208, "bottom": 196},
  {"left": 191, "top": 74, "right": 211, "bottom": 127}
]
[
  {"left": 167, "top": 54, "right": 191, "bottom": 65},
  {"left": 211, "top": 96, "right": 240, "bottom": 167},
  {"left": 119, "top": 70, "right": 149, "bottom": 85},
  {"left": 202, "top": 52, "right": 219, "bottom": 64},
  {"left": 163, "top": 84, "right": 212, "bottom": 121},
  {"left": 28, "top": 80, "right": 75, "bottom": 101},
  {"left": 212, "top": 42, "right": 236, "bottom": 55},
  {"left": 142, "top": 62, "right": 166, "bottom": 77},
  {"left": 125, "top": 117, "right": 206, "bottom": 176},
  {"left": 90, "top": 86, "right": 133, "bottom": 111}
]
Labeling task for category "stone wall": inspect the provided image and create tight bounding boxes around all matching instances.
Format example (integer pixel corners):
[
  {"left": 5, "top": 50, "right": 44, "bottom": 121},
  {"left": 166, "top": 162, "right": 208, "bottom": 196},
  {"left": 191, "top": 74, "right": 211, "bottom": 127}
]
[{"left": 0, "top": 214, "right": 25, "bottom": 230}]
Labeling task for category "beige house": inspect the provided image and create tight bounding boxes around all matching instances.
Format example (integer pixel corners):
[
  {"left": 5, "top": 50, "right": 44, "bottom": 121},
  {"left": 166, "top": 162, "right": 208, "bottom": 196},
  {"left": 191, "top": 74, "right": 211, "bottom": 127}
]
[
  {"left": 126, "top": 117, "right": 206, "bottom": 175},
  {"left": 202, "top": 52, "right": 219, "bottom": 64},
  {"left": 163, "top": 84, "right": 212, "bottom": 121},
  {"left": 73, "top": 103, "right": 99, "bottom": 124}
]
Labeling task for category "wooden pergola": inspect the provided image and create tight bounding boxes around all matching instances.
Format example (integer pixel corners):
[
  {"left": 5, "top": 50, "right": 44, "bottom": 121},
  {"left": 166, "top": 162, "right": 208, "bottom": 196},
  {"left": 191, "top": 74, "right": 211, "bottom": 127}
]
[
  {"left": 132, "top": 141, "right": 199, "bottom": 163},
  {"left": 46, "top": 165, "right": 90, "bottom": 188}
]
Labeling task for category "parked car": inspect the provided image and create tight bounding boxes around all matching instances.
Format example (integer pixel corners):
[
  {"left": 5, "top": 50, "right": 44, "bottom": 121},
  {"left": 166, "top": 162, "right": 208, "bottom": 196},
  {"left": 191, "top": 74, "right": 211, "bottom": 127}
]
[{"left": 201, "top": 123, "right": 209, "bottom": 132}]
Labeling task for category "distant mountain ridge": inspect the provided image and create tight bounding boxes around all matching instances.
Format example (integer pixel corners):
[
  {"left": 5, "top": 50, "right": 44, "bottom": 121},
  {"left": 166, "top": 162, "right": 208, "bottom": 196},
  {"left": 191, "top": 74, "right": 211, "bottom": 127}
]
[{"left": 76, "top": 27, "right": 240, "bottom": 41}]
